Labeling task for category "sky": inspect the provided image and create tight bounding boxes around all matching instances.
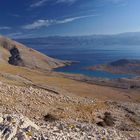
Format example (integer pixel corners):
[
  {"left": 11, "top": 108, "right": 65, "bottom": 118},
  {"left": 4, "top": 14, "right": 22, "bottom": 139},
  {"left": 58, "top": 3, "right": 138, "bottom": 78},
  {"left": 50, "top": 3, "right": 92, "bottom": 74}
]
[{"left": 0, "top": 0, "right": 140, "bottom": 38}]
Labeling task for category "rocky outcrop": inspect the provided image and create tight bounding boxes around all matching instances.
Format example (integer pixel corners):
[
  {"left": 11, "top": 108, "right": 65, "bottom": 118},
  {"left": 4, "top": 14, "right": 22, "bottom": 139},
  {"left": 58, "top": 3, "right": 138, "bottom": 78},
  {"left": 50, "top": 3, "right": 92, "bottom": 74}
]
[{"left": 8, "top": 47, "right": 24, "bottom": 66}]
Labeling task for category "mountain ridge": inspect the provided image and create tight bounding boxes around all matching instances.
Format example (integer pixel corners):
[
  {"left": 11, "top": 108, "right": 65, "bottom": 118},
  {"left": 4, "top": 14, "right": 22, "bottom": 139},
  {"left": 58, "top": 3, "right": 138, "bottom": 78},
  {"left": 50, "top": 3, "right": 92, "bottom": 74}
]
[{"left": 17, "top": 31, "right": 140, "bottom": 46}]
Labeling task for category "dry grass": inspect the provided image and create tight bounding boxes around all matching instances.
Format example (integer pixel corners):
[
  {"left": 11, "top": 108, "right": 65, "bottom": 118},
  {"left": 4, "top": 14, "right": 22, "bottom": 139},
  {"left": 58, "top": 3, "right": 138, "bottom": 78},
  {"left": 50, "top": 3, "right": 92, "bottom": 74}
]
[
  {"left": 49, "top": 101, "right": 108, "bottom": 123},
  {"left": 0, "top": 62, "right": 139, "bottom": 103}
]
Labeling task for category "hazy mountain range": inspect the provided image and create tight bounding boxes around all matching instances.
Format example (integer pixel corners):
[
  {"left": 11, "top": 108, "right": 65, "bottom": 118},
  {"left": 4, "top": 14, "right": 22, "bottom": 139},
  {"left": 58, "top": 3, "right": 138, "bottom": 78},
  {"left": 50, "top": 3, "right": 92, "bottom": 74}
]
[{"left": 17, "top": 32, "right": 140, "bottom": 46}]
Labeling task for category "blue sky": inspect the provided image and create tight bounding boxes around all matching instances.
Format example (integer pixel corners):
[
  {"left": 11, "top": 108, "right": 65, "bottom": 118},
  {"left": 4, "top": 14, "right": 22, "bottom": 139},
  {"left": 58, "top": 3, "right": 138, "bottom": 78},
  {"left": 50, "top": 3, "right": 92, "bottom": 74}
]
[{"left": 0, "top": 0, "right": 140, "bottom": 38}]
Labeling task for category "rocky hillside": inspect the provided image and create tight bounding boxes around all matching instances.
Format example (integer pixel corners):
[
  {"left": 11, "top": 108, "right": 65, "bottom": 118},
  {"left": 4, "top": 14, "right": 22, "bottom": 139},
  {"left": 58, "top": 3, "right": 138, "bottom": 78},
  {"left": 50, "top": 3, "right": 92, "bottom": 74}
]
[
  {"left": 0, "top": 36, "right": 71, "bottom": 71},
  {"left": 0, "top": 82, "right": 139, "bottom": 139}
]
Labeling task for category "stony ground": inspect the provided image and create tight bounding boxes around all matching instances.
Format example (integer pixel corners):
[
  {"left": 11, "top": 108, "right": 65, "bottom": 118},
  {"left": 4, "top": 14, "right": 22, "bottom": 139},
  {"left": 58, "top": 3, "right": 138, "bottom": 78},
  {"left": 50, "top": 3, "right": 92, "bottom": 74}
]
[
  {"left": 0, "top": 82, "right": 139, "bottom": 140},
  {"left": 0, "top": 114, "right": 137, "bottom": 140}
]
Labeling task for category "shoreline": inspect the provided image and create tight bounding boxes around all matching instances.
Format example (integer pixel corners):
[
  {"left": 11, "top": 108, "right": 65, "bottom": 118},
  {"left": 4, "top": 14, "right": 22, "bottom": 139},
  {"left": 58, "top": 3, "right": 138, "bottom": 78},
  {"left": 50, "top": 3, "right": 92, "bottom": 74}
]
[
  {"left": 53, "top": 58, "right": 140, "bottom": 79},
  {"left": 57, "top": 72, "right": 140, "bottom": 89},
  {"left": 86, "top": 59, "right": 140, "bottom": 75}
]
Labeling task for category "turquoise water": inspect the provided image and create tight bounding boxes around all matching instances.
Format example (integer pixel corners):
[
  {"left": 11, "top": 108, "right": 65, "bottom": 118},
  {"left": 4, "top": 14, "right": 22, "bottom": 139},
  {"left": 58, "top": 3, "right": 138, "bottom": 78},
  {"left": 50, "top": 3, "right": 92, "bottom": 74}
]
[{"left": 20, "top": 41, "right": 140, "bottom": 78}]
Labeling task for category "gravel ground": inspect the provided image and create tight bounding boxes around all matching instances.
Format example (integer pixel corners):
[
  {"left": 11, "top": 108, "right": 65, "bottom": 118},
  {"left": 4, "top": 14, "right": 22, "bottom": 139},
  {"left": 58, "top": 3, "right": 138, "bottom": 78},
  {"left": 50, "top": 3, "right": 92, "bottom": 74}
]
[
  {"left": 0, "top": 82, "right": 139, "bottom": 140},
  {"left": 0, "top": 114, "right": 139, "bottom": 140}
]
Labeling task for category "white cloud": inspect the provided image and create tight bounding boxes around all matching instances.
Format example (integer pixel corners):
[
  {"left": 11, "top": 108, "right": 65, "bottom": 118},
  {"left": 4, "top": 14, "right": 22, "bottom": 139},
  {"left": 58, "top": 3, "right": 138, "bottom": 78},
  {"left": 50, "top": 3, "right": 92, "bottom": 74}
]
[
  {"left": 105, "top": 0, "right": 126, "bottom": 4},
  {"left": 0, "top": 26, "right": 11, "bottom": 30},
  {"left": 112, "top": 0, "right": 124, "bottom": 3},
  {"left": 56, "top": 0, "right": 78, "bottom": 4},
  {"left": 10, "top": 14, "right": 21, "bottom": 17},
  {"left": 23, "top": 14, "right": 96, "bottom": 30},
  {"left": 30, "top": 0, "right": 48, "bottom": 8},
  {"left": 5, "top": 32, "right": 22, "bottom": 38},
  {"left": 5, "top": 32, "right": 33, "bottom": 39},
  {"left": 30, "top": 0, "right": 78, "bottom": 8},
  {"left": 23, "top": 19, "right": 54, "bottom": 29},
  {"left": 57, "top": 15, "right": 95, "bottom": 23}
]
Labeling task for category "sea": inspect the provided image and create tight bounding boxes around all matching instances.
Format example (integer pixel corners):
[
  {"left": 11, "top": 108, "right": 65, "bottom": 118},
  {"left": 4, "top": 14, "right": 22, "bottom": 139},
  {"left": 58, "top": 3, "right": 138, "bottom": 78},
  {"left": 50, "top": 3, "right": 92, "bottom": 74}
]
[{"left": 20, "top": 40, "right": 140, "bottom": 79}]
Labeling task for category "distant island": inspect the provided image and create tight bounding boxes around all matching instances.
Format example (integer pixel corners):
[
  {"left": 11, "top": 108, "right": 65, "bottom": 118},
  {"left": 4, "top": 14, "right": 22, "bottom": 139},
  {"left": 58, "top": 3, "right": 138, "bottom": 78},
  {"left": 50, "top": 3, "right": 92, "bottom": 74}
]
[{"left": 87, "top": 59, "right": 140, "bottom": 75}]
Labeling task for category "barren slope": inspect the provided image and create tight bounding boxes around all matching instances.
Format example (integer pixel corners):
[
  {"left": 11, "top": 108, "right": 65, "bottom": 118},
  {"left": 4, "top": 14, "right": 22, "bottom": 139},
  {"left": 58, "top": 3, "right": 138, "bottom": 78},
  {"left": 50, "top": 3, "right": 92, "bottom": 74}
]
[{"left": 0, "top": 36, "right": 70, "bottom": 71}]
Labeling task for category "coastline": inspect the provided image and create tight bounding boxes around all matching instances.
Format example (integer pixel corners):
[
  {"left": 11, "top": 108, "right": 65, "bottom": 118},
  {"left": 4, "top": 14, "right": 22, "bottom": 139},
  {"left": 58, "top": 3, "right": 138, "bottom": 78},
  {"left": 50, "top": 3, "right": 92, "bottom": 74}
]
[
  {"left": 86, "top": 59, "right": 140, "bottom": 76},
  {"left": 57, "top": 72, "right": 140, "bottom": 89}
]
